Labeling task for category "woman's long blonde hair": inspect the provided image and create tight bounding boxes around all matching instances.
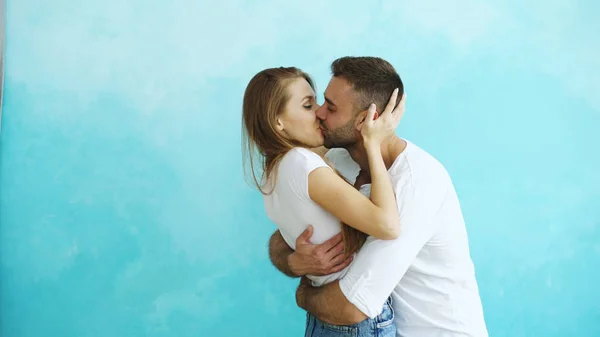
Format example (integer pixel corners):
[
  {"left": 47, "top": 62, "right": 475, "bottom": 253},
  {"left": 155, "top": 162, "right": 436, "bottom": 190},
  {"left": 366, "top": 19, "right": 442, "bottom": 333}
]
[{"left": 242, "top": 67, "right": 367, "bottom": 255}]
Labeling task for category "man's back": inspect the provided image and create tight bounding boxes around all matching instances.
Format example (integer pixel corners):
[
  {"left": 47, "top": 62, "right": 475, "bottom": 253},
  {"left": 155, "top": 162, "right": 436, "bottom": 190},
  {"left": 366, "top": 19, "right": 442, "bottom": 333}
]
[{"left": 327, "top": 140, "right": 488, "bottom": 336}]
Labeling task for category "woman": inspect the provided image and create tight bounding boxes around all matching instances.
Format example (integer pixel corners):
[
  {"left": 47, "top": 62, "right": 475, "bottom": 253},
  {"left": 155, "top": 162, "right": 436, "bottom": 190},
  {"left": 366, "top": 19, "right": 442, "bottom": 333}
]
[{"left": 242, "top": 67, "right": 403, "bottom": 336}]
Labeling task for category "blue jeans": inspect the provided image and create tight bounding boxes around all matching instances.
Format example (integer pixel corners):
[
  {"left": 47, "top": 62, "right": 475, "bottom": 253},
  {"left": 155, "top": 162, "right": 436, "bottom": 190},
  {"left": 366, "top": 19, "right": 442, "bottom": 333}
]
[{"left": 304, "top": 298, "right": 396, "bottom": 337}]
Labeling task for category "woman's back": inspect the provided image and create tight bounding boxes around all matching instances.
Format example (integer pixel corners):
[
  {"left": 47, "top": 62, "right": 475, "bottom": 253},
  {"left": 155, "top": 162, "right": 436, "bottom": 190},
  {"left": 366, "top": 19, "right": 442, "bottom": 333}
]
[{"left": 263, "top": 147, "right": 349, "bottom": 286}]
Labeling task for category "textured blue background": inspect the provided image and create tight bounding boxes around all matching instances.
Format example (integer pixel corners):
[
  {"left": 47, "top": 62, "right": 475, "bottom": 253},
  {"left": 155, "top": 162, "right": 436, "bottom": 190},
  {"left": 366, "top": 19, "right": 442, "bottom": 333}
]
[{"left": 1, "top": 0, "right": 599, "bottom": 336}]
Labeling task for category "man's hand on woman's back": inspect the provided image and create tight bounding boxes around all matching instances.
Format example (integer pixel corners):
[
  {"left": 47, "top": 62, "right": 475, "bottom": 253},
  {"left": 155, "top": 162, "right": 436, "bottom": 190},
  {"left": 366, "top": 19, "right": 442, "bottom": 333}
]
[
  {"left": 268, "top": 225, "right": 354, "bottom": 277},
  {"left": 289, "top": 225, "right": 354, "bottom": 276}
]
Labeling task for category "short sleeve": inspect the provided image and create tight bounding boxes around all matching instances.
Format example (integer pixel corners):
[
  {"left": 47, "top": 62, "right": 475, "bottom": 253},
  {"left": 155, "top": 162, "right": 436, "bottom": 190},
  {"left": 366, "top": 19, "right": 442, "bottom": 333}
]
[{"left": 279, "top": 148, "right": 332, "bottom": 201}]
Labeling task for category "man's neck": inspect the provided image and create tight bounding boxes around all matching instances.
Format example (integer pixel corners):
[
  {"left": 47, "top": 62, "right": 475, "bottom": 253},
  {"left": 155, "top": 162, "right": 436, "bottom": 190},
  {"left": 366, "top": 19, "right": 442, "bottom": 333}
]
[{"left": 346, "top": 136, "right": 406, "bottom": 176}]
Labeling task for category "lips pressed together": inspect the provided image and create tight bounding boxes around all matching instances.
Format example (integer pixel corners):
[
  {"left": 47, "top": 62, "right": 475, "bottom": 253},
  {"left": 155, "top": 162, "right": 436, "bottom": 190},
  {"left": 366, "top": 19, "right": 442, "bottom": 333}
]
[{"left": 318, "top": 126, "right": 326, "bottom": 137}]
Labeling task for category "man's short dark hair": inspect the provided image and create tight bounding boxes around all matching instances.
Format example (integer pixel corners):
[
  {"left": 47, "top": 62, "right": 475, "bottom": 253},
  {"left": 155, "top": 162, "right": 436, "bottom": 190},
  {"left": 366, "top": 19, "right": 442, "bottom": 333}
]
[{"left": 331, "top": 56, "right": 404, "bottom": 113}]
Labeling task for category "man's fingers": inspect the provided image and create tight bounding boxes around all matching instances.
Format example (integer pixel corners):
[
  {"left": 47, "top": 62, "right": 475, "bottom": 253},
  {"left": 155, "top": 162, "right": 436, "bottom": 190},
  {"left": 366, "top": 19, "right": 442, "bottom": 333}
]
[
  {"left": 326, "top": 255, "right": 354, "bottom": 274},
  {"left": 319, "top": 232, "right": 343, "bottom": 252},
  {"left": 297, "top": 225, "right": 314, "bottom": 244},
  {"left": 325, "top": 238, "right": 345, "bottom": 258},
  {"left": 328, "top": 250, "right": 350, "bottom": 266}
]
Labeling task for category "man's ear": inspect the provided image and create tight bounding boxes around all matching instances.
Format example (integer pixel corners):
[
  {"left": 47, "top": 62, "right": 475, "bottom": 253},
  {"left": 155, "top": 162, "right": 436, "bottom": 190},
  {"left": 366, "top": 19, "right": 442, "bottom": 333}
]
[
  {"left": 355, "top": 110, "right": 368, "bottom": 131},
  {"left": 355, "top": 109, "right": 379, "bottom": 131}
]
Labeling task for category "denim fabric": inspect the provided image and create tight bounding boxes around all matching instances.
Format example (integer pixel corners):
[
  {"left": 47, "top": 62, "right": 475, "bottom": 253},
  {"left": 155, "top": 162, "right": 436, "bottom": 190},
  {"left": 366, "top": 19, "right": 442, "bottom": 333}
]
[{"left": 304, "top": 298, "right": 395, "bottom": 337}]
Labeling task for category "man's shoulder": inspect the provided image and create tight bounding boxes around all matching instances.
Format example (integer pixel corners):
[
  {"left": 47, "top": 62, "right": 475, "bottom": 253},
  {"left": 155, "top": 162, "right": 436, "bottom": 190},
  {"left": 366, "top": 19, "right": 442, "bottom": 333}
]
[
  {"left": 390, "top": 141, "right": 454, "bottom": 201},
  {"left": 325, "top": 148, "right": 360, "bottom": 183},
  {"left": 324, "top": 148, "right": 350, "bottom": 162},
  {"left": 396, "top": 141, "right": 449, "bottom": 178}
]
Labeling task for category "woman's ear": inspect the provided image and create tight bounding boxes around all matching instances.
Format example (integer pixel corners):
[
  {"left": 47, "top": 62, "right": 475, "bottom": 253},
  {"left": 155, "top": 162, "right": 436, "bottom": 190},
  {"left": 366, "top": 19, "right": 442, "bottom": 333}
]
[{"left": 275, "top": 117, "right": 285, "bottom": 132}]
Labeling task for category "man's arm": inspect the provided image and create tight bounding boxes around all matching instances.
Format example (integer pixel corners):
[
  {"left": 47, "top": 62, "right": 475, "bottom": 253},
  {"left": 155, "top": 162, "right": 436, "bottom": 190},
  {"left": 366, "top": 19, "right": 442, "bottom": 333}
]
[
  {"left": 268, "top": 230, "right": 297, "bottom": 278},
  {"left": 296, "top": 278, "right": 367, "bottom": 325},
  {"left": 297, "top": 186, "right": 440, "bottom": 320},
  {"left": 268, "top": 226, "right": 354, "bottom": 278}
]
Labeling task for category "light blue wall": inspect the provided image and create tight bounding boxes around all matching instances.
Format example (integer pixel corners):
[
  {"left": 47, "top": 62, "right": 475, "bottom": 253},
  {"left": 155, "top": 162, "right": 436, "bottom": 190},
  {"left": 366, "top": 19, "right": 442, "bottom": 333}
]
[{"left": 1, "top": 0, "right": 599, "bottom": 336}]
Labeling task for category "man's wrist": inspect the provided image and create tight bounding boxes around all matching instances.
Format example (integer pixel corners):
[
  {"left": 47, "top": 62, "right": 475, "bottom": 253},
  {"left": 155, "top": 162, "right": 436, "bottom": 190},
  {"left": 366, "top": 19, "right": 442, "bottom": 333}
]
[{"left": 287, "top": 253, "right": 302, "bottom": 277}]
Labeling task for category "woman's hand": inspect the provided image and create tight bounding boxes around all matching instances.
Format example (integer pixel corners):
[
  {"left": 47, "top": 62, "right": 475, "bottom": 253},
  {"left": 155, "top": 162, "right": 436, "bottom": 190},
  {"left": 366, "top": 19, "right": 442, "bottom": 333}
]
[{"left": 359, "top": 89, "right": 406, "bottom": 147}]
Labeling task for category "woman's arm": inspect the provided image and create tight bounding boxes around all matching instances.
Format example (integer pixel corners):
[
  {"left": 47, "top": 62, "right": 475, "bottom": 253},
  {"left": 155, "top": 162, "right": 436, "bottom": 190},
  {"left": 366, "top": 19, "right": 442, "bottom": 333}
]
[
  {"left": 308, "top": 164, "right": 398, "bottom": 240},
  {"left": 309, "top": 90, "right": 406, "bottom": 240}
]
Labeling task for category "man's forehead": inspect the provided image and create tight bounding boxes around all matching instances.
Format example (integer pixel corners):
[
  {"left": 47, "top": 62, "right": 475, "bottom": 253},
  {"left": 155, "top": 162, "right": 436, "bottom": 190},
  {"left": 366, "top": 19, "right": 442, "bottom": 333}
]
[{"left": 324, "top": 77, "right": 354, "bottom": 104}]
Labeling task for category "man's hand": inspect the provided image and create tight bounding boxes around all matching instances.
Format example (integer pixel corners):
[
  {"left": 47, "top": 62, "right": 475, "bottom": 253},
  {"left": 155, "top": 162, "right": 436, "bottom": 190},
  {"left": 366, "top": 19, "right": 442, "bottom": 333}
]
[{"left": 288, "top": 225, "right": 354, "bottom": 276}]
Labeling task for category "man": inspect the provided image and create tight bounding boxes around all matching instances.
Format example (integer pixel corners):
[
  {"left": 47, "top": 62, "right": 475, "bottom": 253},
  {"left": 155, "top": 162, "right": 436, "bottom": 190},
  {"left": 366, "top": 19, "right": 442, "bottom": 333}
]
[{"left": 269, "top": 56, "right": 488, "bottom": 336}]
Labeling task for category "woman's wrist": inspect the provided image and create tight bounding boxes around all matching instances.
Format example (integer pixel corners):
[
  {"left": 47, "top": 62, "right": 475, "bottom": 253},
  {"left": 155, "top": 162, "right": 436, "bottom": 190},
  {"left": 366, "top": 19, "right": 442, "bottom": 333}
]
[{"left": 364, "top": 140, "right": 382, "bottom": 154}]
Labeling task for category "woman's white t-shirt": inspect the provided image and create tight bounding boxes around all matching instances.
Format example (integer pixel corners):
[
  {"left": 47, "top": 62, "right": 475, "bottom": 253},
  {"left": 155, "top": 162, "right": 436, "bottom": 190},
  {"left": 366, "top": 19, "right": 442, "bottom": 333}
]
[{"left": 263, "top": 147, "right": 352, "bottom": 286}]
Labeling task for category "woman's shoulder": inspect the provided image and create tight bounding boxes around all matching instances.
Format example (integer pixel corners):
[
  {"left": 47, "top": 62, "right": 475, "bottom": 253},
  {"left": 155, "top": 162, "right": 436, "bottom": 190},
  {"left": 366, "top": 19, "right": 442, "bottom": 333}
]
[
  {"left": 279, "top": 147, "right": 330, "bottom": 175},
  {"left": 282, "top": 147, "right": 326, "bottom": 164}
]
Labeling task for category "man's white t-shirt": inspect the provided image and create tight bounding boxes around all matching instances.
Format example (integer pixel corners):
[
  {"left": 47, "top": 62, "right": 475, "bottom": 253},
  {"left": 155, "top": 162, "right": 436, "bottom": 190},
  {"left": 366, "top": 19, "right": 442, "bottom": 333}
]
[
  {"left": 327, "top": 140, "right": 489, "bottom": 337},
  {"left": 263, "top": 147, "right": 351, "bottom": 287}
]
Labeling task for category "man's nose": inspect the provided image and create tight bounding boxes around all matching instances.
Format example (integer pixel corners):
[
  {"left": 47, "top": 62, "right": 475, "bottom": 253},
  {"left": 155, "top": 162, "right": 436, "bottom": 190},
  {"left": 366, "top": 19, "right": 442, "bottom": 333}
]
[{"left": 316, "top": 104, "right": 327, "bottom": 121}]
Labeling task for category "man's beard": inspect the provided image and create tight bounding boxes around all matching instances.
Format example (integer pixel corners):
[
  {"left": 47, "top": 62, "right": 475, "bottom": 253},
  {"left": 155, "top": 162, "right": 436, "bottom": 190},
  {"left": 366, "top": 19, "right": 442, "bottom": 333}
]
[{"left": 322, "top": 120, "right": 358, "bottom": 149}]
